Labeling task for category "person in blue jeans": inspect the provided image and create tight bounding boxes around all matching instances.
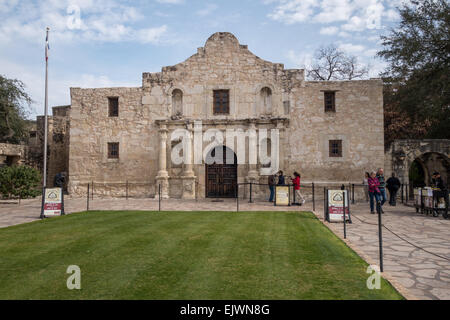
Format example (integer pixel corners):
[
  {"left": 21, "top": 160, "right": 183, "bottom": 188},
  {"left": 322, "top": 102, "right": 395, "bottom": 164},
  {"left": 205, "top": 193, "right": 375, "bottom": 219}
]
[
  {"left": 376, "top": 168, "right": 387, "bottom": 213},
  {"left": 368, "top": 171, "right": 382, "bottom": 214},
  {"left": 268, "top": 174, "right": 275, "bottom": 202}
]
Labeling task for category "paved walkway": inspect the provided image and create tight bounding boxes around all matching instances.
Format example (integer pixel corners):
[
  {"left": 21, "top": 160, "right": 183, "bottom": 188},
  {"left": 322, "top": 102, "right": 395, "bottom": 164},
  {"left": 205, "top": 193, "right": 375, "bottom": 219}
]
[{"left": 0, "top": 196, "right": 448, "bottom": 300}]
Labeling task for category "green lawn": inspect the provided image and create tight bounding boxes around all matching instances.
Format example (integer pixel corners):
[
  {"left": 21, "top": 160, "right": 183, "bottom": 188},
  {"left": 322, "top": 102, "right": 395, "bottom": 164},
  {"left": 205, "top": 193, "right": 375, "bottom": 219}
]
[{"left": 0, "top": 211, "right": 403, "bottom": 300}]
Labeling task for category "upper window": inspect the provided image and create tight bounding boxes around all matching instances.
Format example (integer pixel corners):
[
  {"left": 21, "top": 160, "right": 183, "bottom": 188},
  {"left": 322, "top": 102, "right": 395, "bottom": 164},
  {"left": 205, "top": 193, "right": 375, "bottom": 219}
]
[
  {"left": 324, "top": 91, "right": 335, "bottom": 112},
  {"left": 329, "top": 140, "right": 342, "bottom": 157},
  {"left": 108, "top": 97, "right": 119, "bottom": 117},
  {"left": 108, "top": 142, "right": 119, "bottom": 159},
  {"left": 213, "top": 90, "right": 230, "bottom": 115}
]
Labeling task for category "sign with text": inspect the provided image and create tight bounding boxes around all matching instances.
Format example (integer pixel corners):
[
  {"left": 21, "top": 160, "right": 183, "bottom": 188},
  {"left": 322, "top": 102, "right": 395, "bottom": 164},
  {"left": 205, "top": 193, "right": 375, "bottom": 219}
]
[
  {"left": 275, "top": 186, "right": 290, "bottom": 206},
  {"left": 327, "top": 190, "right": 350, "bottom": 222},
  {"left": 43, "top": 188, "right": 63, "bottom": 217}
]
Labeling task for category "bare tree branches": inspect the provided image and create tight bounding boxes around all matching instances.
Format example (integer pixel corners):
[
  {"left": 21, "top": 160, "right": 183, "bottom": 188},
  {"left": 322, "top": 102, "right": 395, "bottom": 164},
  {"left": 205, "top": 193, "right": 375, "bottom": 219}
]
[{"left": 307, "top": 45, "right": 369, "bottom": 81}]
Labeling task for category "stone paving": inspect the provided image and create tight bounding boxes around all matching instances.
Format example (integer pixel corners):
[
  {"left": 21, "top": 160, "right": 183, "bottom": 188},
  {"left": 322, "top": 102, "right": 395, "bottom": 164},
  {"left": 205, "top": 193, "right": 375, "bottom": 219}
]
[{"left": 0, "top": 196, "right": 448, "bottom": 300}]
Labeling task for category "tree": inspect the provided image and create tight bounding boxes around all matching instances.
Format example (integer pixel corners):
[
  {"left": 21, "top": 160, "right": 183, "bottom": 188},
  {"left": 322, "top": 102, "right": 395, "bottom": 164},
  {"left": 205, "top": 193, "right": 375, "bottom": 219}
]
[
  {"left": 307, "top": 45, "right": 369, "bottom": 81},
  {"left": 0, "top": 165, "right": 41, "bottom": 200},
  {"left": 378, "top": 0, "right": 450, "bottom": 141},
  {"left": 0, "top": 75, "right": 32, "bottom": 144}
]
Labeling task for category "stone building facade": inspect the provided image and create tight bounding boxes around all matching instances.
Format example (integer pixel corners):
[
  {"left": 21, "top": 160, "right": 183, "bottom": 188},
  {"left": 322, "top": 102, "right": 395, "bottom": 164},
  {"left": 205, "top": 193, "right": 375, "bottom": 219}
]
[{"left": 65, "top": 32, "right": 384, "bottom": 198}]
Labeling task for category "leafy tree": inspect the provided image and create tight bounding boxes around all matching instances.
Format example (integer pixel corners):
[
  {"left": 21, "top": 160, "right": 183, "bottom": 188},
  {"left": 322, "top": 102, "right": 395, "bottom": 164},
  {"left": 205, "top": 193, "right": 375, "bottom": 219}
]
[
  {"left": 307, "top": 44, "right": 369, "bottom": 81},
  {"left": 0, "top": 75, "right": 33, "bottom": 144},
  {"left": 0, "top": 165, "right": 41, "bottom": 200},
  {"left": 378, "top": 0, "right": 450, "bottom": 142}
]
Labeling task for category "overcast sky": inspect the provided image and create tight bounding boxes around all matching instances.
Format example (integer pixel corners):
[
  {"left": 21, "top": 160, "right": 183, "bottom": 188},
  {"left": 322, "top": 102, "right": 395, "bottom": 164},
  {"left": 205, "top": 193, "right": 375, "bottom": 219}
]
[{"left": 0, "top": 0, "right": 408, "bottom": 118}]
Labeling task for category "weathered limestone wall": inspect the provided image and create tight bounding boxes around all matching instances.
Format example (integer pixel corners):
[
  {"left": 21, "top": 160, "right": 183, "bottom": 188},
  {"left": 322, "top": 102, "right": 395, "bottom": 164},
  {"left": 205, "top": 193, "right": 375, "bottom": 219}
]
[
  {"left": 34, "top": 106, "right": 71, "bottom": 187},
  {"left": 142, "top": 32, "right": 303, "bottom": 120},
  {"left": 68, "top": 87, "right": 160, "bottom": 196},
  {"left": 66, "top": 32, "right": 385, "bottom": 198},
  {"left": 0, "top": 143, "right": 26, "bottom": 166},
  {"left": 286, "top": 80, "right": 385, "bottom": 184},
  {"left": 387, "top": 139, "right": 450, "bottom": 189}
]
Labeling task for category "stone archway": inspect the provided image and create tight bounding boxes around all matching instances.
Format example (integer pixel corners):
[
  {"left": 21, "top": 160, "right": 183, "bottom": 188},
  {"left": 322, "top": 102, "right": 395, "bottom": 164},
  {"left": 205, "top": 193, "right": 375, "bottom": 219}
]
[{"left": 388, "top": 140, "right": 450, "bottom": 190}]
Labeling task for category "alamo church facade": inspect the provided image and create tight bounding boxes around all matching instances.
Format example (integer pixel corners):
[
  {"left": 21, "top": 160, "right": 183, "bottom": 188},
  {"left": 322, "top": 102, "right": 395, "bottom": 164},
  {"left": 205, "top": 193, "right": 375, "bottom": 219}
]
[{"left": 39, "top": 32, "right": 386, "bottom": 199}]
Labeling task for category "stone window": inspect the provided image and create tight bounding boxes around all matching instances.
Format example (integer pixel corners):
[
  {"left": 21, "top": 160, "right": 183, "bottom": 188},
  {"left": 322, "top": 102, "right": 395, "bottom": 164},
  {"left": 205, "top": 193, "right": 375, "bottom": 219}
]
[
  {"left": 329, "top": 140, "right": 342, "bottom": 157},
  {"left": 213, "top": 90, "right": 230, "bottom": 115},
  {"left": 260, "top": 87, "right": 272, "bottom": 115},
  {"left": 108, "top": 142, "right": 119, "bottom": 159},
  {"left": 108, "top": 97, "right": 119, "bottom": 117},
  {"left": 172, "top": 89, "right": 183, "bottom": 117},
  {"left": 324, "top": 91, "right": 336, "bottom": 112}
]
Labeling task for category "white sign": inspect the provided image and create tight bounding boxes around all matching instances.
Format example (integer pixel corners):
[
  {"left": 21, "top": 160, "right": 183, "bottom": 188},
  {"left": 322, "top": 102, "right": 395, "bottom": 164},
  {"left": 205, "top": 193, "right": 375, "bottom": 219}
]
[
  {"left": 43, "top": 188, "right": 63, "bottom": 216},
  {"left": 327, "top": 190, "right": 350, "bottom": 222}
]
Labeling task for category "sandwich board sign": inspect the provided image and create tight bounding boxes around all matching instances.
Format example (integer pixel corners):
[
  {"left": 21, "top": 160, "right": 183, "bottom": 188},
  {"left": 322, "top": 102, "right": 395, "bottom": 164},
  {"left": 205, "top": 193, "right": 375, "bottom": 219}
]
[
  {"left": 327, "top": 189, "right": 350, "bottom": 222},
  {"left": 275, "top": 186, "right": 290, "bottom": 206},
  {"left": 41, "top": 187, "right": 64, "bottom": 218}
]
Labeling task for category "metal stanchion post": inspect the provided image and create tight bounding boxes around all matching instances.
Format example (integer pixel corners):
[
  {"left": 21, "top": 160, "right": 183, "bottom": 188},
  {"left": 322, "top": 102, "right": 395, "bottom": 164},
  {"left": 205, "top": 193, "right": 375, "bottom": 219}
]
[
  {"left": 401, "top": 184, "right": 404, "bottom": 203},
  {"left": 352, "top": 184, "right": 355, "bottom": 204},
  {"left": 87, "top": 183, "right": 90, "bottom": 211},
  {"left": 40, "top": 187, "right": 45, "bottom": 219},
  {"left": 378, "top": 199, "right": 384, "bottom": 272},
  {"left": 312, "top": 182, "right": 315, "bottom": 211},
  {"left": 249, "top": 182, "right": 253, "bottom": 203},
  {"left": 236, "top": 184, "right": 239, "bottom": 212},
  {"left": 343, "top": 189, "right": 346, "bottom": 239},
  {"left": 288, "top": 184, "right": 291, "bottom": 206},
  {"left": 405, "top": 184, "right": 408, "bottom": 204}
]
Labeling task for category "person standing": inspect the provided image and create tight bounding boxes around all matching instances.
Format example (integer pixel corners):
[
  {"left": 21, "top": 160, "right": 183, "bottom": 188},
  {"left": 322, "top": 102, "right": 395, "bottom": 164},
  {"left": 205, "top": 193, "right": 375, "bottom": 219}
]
[
  {"left": 291, "top": 172, "right": 305, "bottom": 205},
  {"left": 268, "top": 173, "right": 275, "bottom": 202},
  {"left": 386, "top": 173, "right": 401, "bottom": 206},
  {"left": 376, "top": 168, "right": 387, "bottom": 213},
  {"left": 368, "top": 171, "right": 382, "bottom": 214},
  {"left": 363, "top": 172, "right": 369, "bottom": 202},
  {"left": 277, "top": 170, "right": 285, "bottom": 185},
  {"left": 431, "top": 171, "right": 449, "bottom": 216}
]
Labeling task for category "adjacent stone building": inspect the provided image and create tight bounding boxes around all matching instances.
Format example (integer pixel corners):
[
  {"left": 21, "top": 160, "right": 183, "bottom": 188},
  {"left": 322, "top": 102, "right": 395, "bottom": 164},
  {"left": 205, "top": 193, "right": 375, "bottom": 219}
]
[{"left": 63, "top": 32, "right": 384, "bottom": 198}]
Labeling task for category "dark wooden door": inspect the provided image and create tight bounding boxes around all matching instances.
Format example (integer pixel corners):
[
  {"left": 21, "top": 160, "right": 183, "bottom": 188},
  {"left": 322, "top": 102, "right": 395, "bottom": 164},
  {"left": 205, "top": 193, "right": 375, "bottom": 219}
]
[{"left": 206, "top": 146, "right": 237, "bottom": 198}]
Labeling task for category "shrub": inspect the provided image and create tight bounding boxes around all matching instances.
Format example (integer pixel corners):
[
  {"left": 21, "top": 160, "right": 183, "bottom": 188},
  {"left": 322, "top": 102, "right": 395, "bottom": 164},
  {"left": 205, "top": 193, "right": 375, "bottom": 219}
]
[{"left": 0, "top": 165, "right": 41, "bottom": 199}]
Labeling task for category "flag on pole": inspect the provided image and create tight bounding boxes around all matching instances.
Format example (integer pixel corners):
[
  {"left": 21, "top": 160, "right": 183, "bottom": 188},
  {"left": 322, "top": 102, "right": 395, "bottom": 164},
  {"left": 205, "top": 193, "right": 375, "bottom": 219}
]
[{"left": 45, "top": 28, "right": 50, "bottom": 61}]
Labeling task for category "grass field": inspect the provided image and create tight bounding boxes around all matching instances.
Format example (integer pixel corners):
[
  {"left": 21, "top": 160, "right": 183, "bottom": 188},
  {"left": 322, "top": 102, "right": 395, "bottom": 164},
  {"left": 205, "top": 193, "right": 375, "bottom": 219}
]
[{"left": 0, "top": 211, "right": 403, "bottom": 299}]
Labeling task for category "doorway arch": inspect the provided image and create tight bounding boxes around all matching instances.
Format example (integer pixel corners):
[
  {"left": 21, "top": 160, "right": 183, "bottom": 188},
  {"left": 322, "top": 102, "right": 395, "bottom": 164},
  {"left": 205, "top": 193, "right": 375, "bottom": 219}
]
[{"left": 205, "top": 145, "right": 237, "bottom": 198}]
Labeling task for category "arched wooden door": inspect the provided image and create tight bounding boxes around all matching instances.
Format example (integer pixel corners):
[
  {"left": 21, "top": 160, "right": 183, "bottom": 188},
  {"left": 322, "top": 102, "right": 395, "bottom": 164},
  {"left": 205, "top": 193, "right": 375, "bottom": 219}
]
[{"left": 206, "top": 146, "right": 237, "bottom": 198}]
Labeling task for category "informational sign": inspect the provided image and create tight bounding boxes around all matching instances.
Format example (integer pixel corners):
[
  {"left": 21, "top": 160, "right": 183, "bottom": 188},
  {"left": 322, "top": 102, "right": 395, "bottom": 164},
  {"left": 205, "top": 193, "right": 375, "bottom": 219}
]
[
  {"left": 327, "top": 190, "right": 350, "bottom": 222},
  {"left": 43, "top": 188, "right": 64, "bottom": 217},
  {"left": 275, "top": 186, "right": 290, "bottom": 206}
]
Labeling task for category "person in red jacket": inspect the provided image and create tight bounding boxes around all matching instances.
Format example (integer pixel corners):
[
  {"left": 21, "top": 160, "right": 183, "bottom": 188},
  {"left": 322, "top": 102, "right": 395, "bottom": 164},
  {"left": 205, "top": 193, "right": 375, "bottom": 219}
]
[{"left": 291, "top": 172, "right": 305, "bottom": 205}]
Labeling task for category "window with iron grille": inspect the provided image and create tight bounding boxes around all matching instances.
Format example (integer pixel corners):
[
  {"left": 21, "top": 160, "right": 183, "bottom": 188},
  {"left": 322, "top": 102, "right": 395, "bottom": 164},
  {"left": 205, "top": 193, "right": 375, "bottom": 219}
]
[
  {"left": 108, "top": 142, "right": 119, "bottom": 159},
  {"left": 108, "top": 97, "right": 119, "bottom": 117},
  {"left": 213, "top": 90, "right": 230, "bottom": 115},
  {"left": 329, "top": 140, "right": 342, "bottom": 157},
  {"left": 324, "top": 91, "right": 336, "bottom": 112}
]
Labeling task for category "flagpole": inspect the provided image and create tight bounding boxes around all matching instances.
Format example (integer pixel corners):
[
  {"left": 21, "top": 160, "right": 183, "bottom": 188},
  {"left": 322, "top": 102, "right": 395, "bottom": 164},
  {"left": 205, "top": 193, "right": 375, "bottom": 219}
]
[{"left": 43, "top": 27, "right": 49, "bottom": 188}]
